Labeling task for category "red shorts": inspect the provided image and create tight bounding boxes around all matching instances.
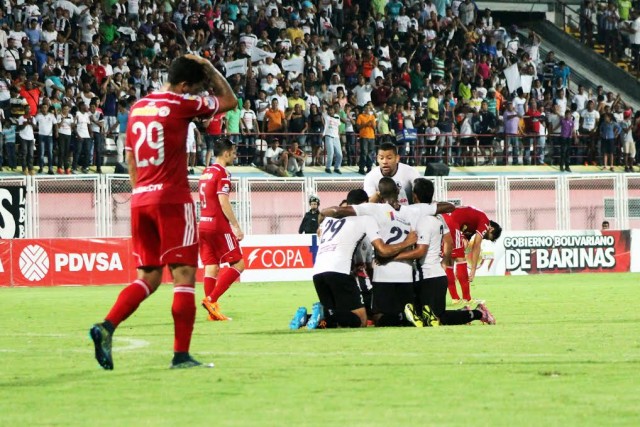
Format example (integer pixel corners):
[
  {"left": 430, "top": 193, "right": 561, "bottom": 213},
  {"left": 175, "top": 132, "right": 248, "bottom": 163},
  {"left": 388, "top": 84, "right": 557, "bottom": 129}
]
[
  {"left": 131, "top": 202, "right": 198, "bottom": 267},
  {"left": 199, "top": 229, "right": 243, "bottom": 266},
  {"left": 451, "top": 228, "right": 466, "bottom": 259}
]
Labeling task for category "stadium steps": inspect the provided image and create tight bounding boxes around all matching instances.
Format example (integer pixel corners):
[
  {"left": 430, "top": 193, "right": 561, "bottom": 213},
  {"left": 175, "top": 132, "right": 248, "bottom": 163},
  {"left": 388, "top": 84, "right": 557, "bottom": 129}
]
[
  {"left": 560, "top": 23, "right": 636, "bottom": 76},
  {"left": 527, "top": 20, "right": 640, "bottom": 109}
]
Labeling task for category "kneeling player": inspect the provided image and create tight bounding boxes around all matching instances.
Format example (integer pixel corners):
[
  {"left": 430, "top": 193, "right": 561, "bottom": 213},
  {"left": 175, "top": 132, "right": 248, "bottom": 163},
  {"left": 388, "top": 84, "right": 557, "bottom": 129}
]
[
  {"left": 199, "top": 138, "right": 245, "bottom": 321},
  {"left": 290, "top": 189, "right": 417, "bottom": 329},
  {"left": 393, "top": 179, "right": 496, "bottom": 326}
]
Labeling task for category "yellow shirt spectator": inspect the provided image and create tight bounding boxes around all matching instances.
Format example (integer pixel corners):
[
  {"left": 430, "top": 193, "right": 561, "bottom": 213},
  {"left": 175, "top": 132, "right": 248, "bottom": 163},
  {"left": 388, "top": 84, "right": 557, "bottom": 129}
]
[{"left": 357, "top": 110, "right": 376, "bottom": 139}]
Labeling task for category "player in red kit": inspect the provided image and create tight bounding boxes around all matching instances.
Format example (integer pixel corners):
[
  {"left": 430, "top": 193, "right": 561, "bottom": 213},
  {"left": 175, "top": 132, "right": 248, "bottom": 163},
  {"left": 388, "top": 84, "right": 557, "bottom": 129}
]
[
  {"left": 442, "top": 206, "right": 502, "bottom": 303},
  {"left": 199, "top": 138, "right": 245, "bottom": 321},
  {"left": 89, "top": 55, "right": 238, "bottom": 370}
]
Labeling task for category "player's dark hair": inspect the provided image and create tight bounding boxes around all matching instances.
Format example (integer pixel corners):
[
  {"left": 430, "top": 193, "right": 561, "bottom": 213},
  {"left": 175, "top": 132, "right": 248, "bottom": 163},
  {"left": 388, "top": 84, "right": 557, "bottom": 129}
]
[
  {"left": 378, "top": 177, "right": 398, "bottom": 201},
  {"left": 489, "top": 220, "right": 502, "bottom": 241},
  {"left": 346, "top": 189, "right": 368, "bottom": 205},
  {"left": 168, "top": 56, "right": 208, "bottom": 86},
  {"left": 214, "top": 138, "right": 235, "bottom": 157},
  {"left": 413, "top": 178, "right": 434, "bottom": 203},
  {"left": 378, "top": 142, "right": 397, "bottom": 155}
]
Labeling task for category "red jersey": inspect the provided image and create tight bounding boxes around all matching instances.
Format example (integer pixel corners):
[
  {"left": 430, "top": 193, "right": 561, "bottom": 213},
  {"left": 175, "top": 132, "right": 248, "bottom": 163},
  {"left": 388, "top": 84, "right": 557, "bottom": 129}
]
[
  {"left": 126, "top": 91, "right": 220, "bottom": 207},
  {"left": 446, "top": 206, "right": 490, "bottom": 239},
  {"left": 206, "top": 112, "right": 225, "bottom": 135},
  {"left": 198, "top": 163, "right": 232, "bottom": 233}
]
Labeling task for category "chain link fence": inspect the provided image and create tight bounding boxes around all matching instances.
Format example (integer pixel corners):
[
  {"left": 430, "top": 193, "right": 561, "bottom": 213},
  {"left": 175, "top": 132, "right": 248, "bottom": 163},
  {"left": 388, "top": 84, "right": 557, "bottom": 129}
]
[
  {"left": 566, "top": 176, "right": 618, "bottom": 230},
  {"left": 1, "top": 173, "right": 637, "bottom": 238},
  {"left": 506, "top": 177, "right": 561, "bottom": 231},
  {"left": 623, "top": 176, "right": 640, "bottom": 230},
  {"left": 32, "top": 176, "right": 101, "bottom": 238},
  {"left": 246, "top": 178, "right": 306, "bottom": 235}
]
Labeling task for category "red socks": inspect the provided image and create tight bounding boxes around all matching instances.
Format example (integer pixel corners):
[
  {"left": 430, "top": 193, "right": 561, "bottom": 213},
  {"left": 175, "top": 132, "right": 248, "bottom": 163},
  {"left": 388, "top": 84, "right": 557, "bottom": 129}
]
[
  {"left": 172, "top": 284, "right": 196, "bottom": 353},
  {"left": 104, "top": 279, "right": 197, "bottom": 353},
  {"left": 446, "top": 266, "right": 460, "bottom": 300},
  {"left": 456, "top": 262, "right": 471, "bottom": 301},
  {"left": 204, "top": 276, "right": 216, "bottom": 297},
  {"left": 105, "top": 279, "right": 152, "bottom": 328},
  {"left": 207, "top": 267, "right": 240, "bottom": 303}
]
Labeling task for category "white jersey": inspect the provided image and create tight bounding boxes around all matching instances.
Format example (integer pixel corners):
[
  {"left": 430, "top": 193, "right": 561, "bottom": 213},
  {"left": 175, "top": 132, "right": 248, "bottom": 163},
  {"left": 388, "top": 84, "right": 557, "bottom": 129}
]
[
  {"left": 363, "top": 163, "right": 421, "bottom": 206},
  {"left": 415, "top": 215, "right": 449, "bottom": 280},
  {"left": 313, "top": 216, "right": 381, "bottom": 275},
  {"left": 353, "top": 202, "right": 437, "bottom": 283}
]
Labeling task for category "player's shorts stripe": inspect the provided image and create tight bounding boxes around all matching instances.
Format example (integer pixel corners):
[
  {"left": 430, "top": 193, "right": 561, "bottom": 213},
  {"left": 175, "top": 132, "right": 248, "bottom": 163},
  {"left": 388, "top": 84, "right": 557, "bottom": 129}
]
[
  {"left": 183, "top": 203, "right": 195, "bottom": 246},
  {"left": 174, "top": 286, "right": 196, "bottom": 294},
  {"left": 225, "top": 233, "right": 235, "bottom": 250},
  {"left": 133, "top": 279, "right": 151, "bottom": 296}
]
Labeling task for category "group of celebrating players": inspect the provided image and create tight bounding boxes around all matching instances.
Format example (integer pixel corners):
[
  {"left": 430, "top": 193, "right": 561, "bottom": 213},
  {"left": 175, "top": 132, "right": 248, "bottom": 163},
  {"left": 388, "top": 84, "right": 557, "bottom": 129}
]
[
  {"left": 291, "top": 141, "right": 502, "bottom": 330},
  {"left": 88, "top": 54, "right": 502, "bottom": 371}
]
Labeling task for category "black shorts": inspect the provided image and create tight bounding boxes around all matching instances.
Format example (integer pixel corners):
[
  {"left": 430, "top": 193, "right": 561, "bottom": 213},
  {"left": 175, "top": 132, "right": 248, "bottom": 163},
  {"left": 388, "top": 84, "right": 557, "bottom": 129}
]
[
  {"left": 602, "top": 138, "right": 615, "bottom": 155},
  {"left": 313, "top": 272, "right": 364, "bottom": 312},
  {"left": 413, "top": 276, "right": 448, "bottom": 317},
  {"left": 371, "top": 282, "right": 414, "bottom": 314}
]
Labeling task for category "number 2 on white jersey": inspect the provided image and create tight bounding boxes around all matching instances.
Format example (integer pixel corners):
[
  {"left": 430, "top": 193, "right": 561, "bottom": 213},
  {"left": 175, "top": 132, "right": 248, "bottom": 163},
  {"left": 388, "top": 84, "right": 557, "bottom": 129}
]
[{"left": 132, "top": 121, "right": 165, "bottom": 167}]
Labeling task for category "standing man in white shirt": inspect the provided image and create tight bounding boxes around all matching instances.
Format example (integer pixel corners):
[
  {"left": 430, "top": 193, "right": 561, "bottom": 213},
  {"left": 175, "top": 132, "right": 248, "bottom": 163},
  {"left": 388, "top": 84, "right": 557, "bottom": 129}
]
[
  {"left": 364, "top": 142, "right": 421, "bottom": 205},
  {"left": 35, "top": 103, "right": 57, "bottom": 174},
  {"left": 18, "top": 112, "right": 36, "bottom": 175},
  {"left": 73, "top": 102, "right": 93, "bottom": 173},
  {"left": 322, "top": 104, "right": 342, "bottom": 174}
]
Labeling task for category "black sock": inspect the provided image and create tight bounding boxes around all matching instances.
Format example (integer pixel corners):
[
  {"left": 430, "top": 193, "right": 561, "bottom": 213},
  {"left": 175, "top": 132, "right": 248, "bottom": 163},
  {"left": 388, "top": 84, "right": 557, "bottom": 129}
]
[
  {"left": 172, "top": 352, "right": 190, "bottom": 364},
  {"left": 331, "top": 312, "right": 362, "bottom": 328},
  {"left": 376, "top": 313, "right": 404, "bottom": 327},
  {"left": 102, "top": 320, "right": 115, "bottom": 334},
  {"left": 439, "top": 310, "right": 475, "bottom": 325}
]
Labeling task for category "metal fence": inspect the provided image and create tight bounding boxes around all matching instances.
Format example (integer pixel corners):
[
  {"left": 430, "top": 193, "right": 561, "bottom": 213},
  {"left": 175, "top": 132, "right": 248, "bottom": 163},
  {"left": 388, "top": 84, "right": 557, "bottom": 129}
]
[{"left": 4, "top": 173, "right": 637, "bottom": 239}]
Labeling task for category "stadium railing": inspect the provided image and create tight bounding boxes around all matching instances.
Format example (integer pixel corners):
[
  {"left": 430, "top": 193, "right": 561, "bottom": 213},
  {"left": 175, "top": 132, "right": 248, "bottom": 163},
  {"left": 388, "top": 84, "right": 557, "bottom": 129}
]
[
  {"left": 216, "top": 132, "right": 620, "bottom": 168},
  {"left": 1, "top": 172, "right": 637, "bottom": 239}
]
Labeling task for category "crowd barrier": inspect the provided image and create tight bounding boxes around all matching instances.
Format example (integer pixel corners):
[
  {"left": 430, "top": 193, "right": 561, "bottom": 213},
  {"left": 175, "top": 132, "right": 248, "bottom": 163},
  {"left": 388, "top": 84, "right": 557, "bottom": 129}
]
[
  {"left": 1, "top": 230, "right": 638, "bottom": 287},
  {"left": 213, "top": 132, "right": 630, "bottom": 168},
  {"left": 0, "top": 173, "right": 638, "bottom": 240}
]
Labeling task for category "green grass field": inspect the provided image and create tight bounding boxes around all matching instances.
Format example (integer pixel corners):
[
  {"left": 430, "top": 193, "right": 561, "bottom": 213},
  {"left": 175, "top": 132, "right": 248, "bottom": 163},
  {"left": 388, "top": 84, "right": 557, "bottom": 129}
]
[{"left": 1, "top": 273, "right": 640, "bottom": 426}]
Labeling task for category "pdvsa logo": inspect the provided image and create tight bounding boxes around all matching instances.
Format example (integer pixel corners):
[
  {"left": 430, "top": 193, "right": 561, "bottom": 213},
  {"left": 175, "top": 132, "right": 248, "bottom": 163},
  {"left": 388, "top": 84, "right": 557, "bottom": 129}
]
[
  {"left": 19, "top": 244, "right": 50, "bottom": 281},
  {"left": 54, "top": 252, "right": 124, "bottom": 272},
  {"left": 245, "top": 246, "right": 314, "bottom": 269}
]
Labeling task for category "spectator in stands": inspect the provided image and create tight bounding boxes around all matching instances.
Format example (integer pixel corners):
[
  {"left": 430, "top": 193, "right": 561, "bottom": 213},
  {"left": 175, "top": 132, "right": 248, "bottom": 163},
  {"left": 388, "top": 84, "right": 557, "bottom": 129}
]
[
  {"left": 356, "top": 104, "right": 376, "bottom": 174},
  {"left": 264, "top": 137, "right": 289, "bottom": 177},
  {"left": 600, "top": 113, "right": 621, "bottom": 171}
]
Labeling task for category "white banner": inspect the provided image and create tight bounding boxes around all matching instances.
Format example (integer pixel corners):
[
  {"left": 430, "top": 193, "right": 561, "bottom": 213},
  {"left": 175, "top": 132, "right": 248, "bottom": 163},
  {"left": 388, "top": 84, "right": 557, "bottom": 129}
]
[
  {"left": 282, "top": 57, "right": 305, "bottom": 74},
  {"left": 225, "top": 58, "right": 248, "bottom": 77},
  {"left": 250, "top": 47, "right": 276, "bottom": 63},
  {"left": 475, "top": 229, "right": 632, "bottom": 277},
  {"left": 521, "top": 75, "right": 534, "bottom": 94},
  {"left": 504, "top": 63, "right": 521, "bottom": 94}
]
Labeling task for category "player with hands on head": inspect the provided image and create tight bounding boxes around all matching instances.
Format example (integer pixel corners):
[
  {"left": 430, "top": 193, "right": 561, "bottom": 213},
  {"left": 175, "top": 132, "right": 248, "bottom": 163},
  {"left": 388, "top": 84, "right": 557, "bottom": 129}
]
[{"left": 89, "top": 54, "right": 237, "bottom": 370}]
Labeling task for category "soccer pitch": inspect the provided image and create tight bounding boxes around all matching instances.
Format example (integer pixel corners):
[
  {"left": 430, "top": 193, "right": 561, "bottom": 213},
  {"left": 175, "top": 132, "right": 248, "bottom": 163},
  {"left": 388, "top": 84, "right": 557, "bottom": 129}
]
[{"left": 1, "top": 273, "right": 639, "bottom": 426}]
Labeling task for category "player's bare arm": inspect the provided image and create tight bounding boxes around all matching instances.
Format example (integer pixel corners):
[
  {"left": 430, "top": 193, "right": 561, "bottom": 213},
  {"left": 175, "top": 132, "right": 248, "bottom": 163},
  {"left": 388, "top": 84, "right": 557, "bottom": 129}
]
[
  {"left": 126, "top": 150, "right": 137, "bottom": 187},
  {"left": 320, "top": 206, "right": 356, "bottom": 218},
  {"left": 436, "top": 202, "right": 456, "bottom": 214},
  {"left": 467, "top": 232, "right": 483, "bottom": 282},
  {"left": 371, "top": 230, "right": 418, "bottom": 258},
  {"left": 218, "top": 193, "right": 244, "bottom": 241},
  {"left": 390, "top": 243, "right": 428, "bottom": 262},
  {"left": 442, "top": 231, "right": 454, "bottom": 268}
]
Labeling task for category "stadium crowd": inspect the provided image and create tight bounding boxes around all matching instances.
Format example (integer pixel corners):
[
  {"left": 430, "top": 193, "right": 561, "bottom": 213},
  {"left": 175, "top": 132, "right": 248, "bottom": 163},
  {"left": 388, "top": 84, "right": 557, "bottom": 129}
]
[{"left": 1, "top": 0, "right": 640, "bottom": 176}]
